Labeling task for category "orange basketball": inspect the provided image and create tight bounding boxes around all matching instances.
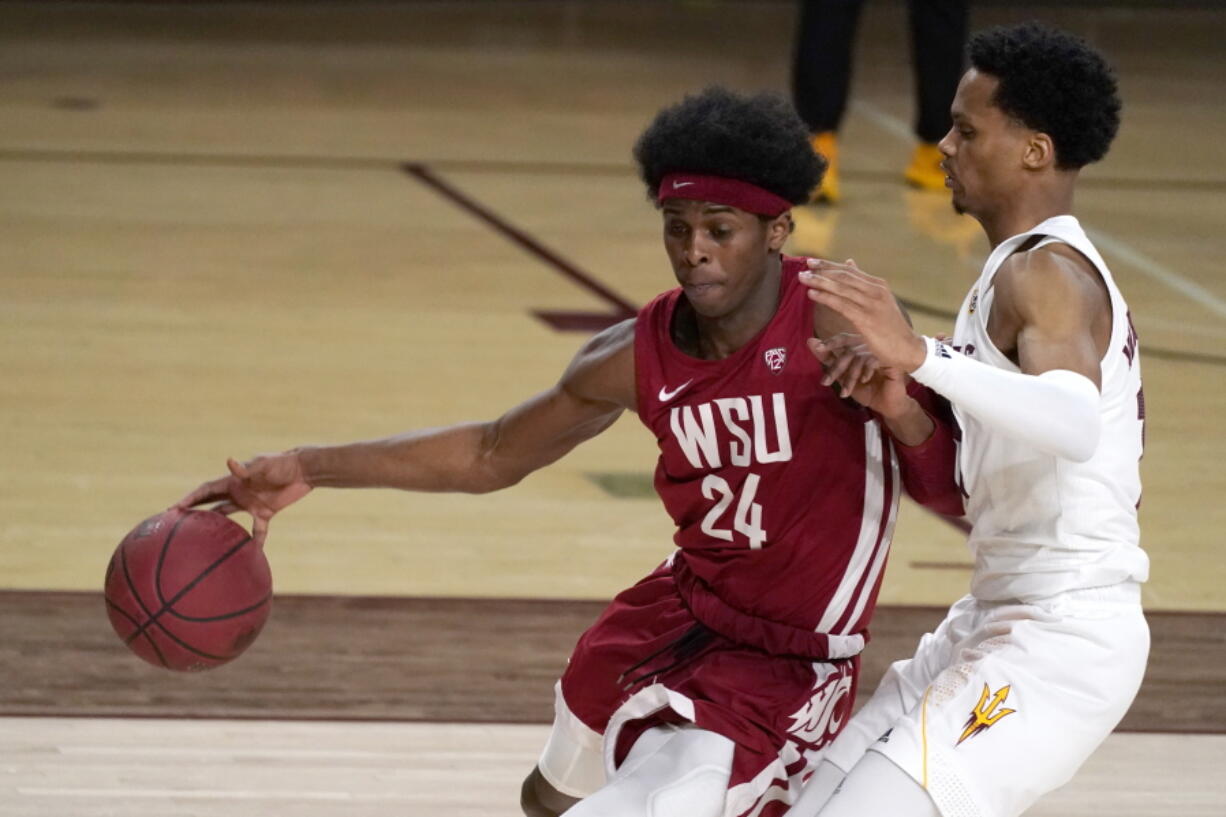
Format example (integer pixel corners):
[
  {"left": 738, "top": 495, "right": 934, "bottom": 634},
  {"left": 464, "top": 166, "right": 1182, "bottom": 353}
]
[{"left": 104, "top": 508, "right": 272, "bottom": 672}]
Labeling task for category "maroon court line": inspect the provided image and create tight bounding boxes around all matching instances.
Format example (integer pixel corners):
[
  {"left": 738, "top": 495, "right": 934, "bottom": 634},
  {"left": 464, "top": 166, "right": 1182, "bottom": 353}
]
[
  {"left": 911, "top": 561, "right": 974, "bottom": 571},
  {"left": 403, "top": 162, "right": 637, "bottom": 322}
]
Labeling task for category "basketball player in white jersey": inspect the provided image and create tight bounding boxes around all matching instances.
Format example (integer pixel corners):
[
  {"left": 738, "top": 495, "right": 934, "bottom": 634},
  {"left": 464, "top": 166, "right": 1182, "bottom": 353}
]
[{"left": 787, "top": 22, "right": 1149, "bottom": 817}]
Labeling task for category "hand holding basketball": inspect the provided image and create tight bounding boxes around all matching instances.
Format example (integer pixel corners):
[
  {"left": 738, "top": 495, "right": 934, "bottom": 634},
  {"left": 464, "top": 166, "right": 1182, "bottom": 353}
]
[{"left": 178, "top": 452, "right": 312, "bottom": 545}]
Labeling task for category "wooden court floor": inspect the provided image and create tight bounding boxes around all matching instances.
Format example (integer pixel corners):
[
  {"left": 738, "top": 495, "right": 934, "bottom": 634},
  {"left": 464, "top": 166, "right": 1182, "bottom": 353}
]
[
  {"left": 0, "top": 1, "right": 1224, "bottom": 814},
  {"left": 2, "top": 718, "right": 1223, "bottom": 817}
]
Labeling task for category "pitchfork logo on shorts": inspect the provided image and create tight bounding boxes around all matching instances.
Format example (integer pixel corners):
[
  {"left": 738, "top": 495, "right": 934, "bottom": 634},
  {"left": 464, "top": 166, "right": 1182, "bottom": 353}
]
[
  {"left": 764, "top": 347, "right": 787, "bottom": 374},
  {"left": 957, "top": 683, "right": 1017, "bottom": 745}
]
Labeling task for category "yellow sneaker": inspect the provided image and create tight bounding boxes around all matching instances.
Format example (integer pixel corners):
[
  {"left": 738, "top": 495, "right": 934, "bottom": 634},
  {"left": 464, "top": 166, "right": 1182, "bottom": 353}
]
[
  {"left": 811, "top": 131, "right": 840, "bottom": 204},
  {"left": 904, "top": 142, "right": 947, "bottom": 191}
]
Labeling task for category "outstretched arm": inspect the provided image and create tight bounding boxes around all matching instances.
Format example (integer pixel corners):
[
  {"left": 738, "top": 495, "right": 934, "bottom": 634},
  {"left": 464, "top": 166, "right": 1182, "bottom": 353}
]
[{"left": 178, "top": 319, "right": 637, "bottom": 543}]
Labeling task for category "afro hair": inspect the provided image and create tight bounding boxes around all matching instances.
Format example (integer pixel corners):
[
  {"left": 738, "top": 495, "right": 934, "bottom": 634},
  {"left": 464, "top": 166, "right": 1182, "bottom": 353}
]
[
  {"left": 969, "top": 22, "right": 1121, "bottom": 169},
  {"left": 633, "top": 86, "right": 825, "bottom": 206}
]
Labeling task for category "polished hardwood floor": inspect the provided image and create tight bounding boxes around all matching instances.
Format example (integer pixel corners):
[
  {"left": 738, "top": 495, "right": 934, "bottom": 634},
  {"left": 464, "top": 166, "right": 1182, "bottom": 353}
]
[{"left": 0, "top": 2, "right": 1223, "bottom": 814}]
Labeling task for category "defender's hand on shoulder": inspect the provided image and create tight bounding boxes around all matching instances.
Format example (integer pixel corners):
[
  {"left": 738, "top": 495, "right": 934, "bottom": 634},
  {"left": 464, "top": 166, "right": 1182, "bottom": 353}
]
[{"left": 799, "top": 259, "right": 926, "bottom": 372}]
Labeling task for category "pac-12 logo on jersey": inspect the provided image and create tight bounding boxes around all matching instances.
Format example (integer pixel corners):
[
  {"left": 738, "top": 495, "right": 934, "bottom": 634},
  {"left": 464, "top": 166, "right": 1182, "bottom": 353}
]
[{"left": 764, "top": 347, "right": 787, "bottom": 374}]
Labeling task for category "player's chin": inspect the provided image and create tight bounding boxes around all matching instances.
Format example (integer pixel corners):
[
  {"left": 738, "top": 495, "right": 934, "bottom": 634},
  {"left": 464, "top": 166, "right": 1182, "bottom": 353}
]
[{"left": 683, "top": 284, "right": 730, "bottom": 314}]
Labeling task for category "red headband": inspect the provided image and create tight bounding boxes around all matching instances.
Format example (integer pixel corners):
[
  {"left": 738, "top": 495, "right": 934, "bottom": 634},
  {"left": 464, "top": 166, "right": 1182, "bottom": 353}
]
[{"left": 657, "top": 173, "right": 792, "bottom": 217}]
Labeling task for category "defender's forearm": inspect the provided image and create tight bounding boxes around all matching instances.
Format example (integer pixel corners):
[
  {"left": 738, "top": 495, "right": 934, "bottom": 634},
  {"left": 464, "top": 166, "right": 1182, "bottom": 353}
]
[{"left": 910, "top": 336, "right": 1100, "bottom": 462}]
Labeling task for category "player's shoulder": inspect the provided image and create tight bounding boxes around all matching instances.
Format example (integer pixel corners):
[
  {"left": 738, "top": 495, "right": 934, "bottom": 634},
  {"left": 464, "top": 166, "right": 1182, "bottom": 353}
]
[
  {"left": 999, "top": 239, "right": 1100, "bottom": 289},
  {"left": 996, "top": 240, "right": 1107, "bottom": 315},
  {"left": 560, "top": 318, "right": 637, "bottom": 408},
  {"left": 576, "top": 317, "right": 636, "bottom": 360}
]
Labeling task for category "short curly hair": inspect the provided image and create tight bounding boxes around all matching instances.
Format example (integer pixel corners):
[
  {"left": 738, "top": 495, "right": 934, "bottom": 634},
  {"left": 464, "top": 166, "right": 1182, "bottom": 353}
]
[
  {"left": 633, "top": 86, "right": 825, "bottom": 206},
  {"left": 969, "top": 22, "right": 1120, "bottom": 169}
]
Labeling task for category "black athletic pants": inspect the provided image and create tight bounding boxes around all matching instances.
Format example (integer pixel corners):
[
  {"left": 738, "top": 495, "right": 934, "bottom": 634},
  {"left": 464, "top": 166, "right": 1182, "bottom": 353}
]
[{"left": 792, "top": 0, "right": 969, "bottom": 143}]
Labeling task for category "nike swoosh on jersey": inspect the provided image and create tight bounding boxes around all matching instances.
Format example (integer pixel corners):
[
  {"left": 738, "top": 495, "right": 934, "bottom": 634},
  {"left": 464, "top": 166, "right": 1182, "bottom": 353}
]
[
  {"left": 658, "top": 380, "right": 694, "bottom": 402},
  {"left": 672, "top": 181, "right": 695, "bottom": 188}
]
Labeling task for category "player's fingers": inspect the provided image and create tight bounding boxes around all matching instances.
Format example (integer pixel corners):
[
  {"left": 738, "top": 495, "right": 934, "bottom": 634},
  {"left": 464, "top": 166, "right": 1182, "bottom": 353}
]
[
  {"left": 860, "top": 356, "right": 880, "bottom": 383},
  {"left": 807, "top": 337, "right": 834, "bottom": 364},
  {"left": 811, "top": 334, "right": 856, "bottom": 361},
  {"left": 822, "top": 348, "right": 857, "bottom": 387},
  {"left": 815, "top": 260, "right": 892, "bottom": 302},
  {"left": 210, "top": 501, "right": 241, "bottom": 516},
  {"left": 250, "top": 513, "right": 270, "bottom": 547},
  {"left": 850, "top": 347, "right": 879, "bottom": 384},
  {"left": 802, "top": 263, "right": 863, "bottom": 285},
  {"left": 805, "top": 265, "right": 861, "bottom": 285},
  {"left": 844, "top": 258, "right": 889, "bottom": 287},
  {"left": 842, "top": 356, "right": 868, "bottom": 398},
  {"left": 809, "top": 257, "right": 878, "bottom": 283},
  {"left": 227, "top": 457, "right": 250, "bottom": 480},
  {"left": 175, "top": 478, "right": 229, "bottom": 510},
  {"left": 807, "top": 287, "right": 869, "bottom": 326},
  {"left": 805, "top": 257, "right": 857, "bottom": 273},
  {"left": 799, "top": 267, "right": 828, "bottom": 286},
  {"left": 822, "top": 332, "right": 862, "bottom": 353},
  {"left": 807, "top": 268, "right": 882, "bottom": 303}
]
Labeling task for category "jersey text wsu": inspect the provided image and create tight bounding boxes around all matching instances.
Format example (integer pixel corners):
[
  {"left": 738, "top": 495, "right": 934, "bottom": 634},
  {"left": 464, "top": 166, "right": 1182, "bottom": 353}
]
[{"left": 668, "top": 393, "right": 793, "bottom": 470}]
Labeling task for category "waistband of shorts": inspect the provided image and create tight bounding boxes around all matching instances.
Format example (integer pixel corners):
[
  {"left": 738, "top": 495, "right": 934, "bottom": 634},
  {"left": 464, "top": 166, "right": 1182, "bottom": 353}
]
[
  {"left": 1047, "top": 580, "right": 1142, "bottom": 606},
  {"left": 979, "top": 580, "right": 1143, "bottom": 610},
  {"left": 1039, "top": 579, "right": 1142, "bottom": 610},
  {"left": 671, "top": 557, "right": 866, "bottom": 661}
]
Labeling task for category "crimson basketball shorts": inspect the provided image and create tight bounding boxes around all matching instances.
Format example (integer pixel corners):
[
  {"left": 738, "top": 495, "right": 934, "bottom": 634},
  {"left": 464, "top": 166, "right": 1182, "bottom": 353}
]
[
  {"left": 538, "top": 560, "right": 861, "bottom": 817},
  {"left": 822, "top": 583, "right": 1148, "bottom": 817}
]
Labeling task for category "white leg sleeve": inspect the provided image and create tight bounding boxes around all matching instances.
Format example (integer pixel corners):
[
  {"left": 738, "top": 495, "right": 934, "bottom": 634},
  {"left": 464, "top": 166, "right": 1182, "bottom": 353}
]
[
  {"left": 910, "top": 336, "right": 1101, "bottom": 462},
  {"left": 566, "top": 726, "right": 734, "bottom": 817},
  {"left": 816, "top": 751, "right": 939, "bottom": 817}
]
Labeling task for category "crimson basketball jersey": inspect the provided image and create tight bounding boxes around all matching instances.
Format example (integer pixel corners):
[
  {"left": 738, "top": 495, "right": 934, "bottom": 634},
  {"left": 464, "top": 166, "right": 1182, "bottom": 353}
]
[{"left": 634, "top": 256, "right": 901, "bottom": 652}]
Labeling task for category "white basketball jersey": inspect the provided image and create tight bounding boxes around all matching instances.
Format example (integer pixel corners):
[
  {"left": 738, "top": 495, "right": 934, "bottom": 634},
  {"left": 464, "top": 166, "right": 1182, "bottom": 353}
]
[{"left": 951, "top": 215, "right": 1149, "bottom": 601}]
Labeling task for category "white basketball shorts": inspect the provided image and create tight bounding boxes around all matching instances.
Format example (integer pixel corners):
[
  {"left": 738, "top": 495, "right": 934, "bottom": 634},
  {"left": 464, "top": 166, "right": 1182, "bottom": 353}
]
[{"left": 822, "top": 582, "right": 1148, "bottom": 817}]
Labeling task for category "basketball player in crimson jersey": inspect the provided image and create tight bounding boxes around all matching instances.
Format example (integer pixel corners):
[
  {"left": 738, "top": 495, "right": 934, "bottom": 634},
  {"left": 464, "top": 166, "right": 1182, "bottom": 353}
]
[
  {"left": 180, "top": 87, "right": 962, "bottom": 817},
  {"left": 787, "top": 23, "right": 1150, "bottom": 817}
]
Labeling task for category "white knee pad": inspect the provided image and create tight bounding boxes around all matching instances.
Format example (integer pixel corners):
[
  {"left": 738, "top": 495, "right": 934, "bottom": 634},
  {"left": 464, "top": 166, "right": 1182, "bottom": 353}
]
[{"left": 567, "top": 726, "right": 735, "bottom": 817}]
